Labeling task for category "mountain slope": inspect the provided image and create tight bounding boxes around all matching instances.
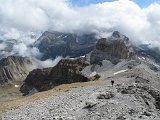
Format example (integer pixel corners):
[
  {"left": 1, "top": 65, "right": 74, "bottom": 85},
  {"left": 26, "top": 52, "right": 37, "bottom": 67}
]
[
  {"left": 2, "top": 78, "right": 160, "bottom": 120},
  {"left": 0, "top": 56, "right": 34, "bottom": 85}
]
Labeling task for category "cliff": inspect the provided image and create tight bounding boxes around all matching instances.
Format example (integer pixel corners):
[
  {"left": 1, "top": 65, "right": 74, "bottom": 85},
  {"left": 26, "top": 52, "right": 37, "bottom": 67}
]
[
  {"left": 20, "top": 58, "right": 90, "bottom": 95},
  {"left": 90, "top": 31, "right": 133, "bottom": 64}
]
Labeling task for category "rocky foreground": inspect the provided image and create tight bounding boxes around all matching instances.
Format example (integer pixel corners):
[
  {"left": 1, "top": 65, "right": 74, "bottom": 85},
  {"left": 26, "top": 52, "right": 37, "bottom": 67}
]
[{"left": 1, "top": 80, "right": 160, "bottom": 120}]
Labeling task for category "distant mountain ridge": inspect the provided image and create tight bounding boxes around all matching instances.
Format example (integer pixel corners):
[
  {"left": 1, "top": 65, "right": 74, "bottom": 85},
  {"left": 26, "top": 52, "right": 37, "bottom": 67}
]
[
  {"left": 34, "top": 31, "right": 98, "bottom": 60},
  {"left": 90, "top": 31, "right": 132, "bottom": 64}
]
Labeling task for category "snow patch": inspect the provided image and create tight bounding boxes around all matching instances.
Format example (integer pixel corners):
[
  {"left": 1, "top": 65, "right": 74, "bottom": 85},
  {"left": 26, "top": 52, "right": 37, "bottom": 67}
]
[
  {"left": 80, "top": 55, "right": 85, "bottom": 58},
  {"left": 114, "top": 69, "right": 128, "bottom": 75},
  {"left": 90, "top": 71, "right": 97, "bottom": 77},
  {"left": 14, "top": 85, "right": 20, "bottom": 88}
]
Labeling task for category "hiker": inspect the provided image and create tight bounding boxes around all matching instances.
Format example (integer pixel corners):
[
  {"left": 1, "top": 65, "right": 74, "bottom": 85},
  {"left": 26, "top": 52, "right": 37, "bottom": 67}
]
[{"left": 111, "top": 79, "right": 114, "bottom": 87}]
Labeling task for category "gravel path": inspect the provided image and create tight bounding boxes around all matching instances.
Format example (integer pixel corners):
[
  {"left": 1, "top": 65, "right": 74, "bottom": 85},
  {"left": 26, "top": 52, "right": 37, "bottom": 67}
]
[{"left": 1, "top": 82, "right": 160, "bottom": 120}]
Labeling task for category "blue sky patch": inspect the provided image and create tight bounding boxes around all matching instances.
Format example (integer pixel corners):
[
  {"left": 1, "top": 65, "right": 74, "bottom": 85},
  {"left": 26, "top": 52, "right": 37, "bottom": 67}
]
[{"left": 69, "top": 0, "right": 160, "bottom": 7}]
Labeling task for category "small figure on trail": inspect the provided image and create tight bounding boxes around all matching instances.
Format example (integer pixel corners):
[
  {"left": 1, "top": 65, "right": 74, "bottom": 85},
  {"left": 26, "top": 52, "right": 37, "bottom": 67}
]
[{"left": 111, "top": 79, "right": 114, "bottom": 87}]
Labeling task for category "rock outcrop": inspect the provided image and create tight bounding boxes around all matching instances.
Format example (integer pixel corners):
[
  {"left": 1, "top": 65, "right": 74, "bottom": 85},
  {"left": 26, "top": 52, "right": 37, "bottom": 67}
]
[
  {"left": 117, "top": 84, "right": 160, "bottom": 110},
  {"left": 90, "top": 31, "right": 133, "bottom": 64},
  {"left": 34, "top": 31, "right": 97, "bottom": 60},
  {"left": 20, "top": 58, "right": 90, "bottom": 95},
  {"left": 0, "top": 56, "right": 34, "bottom": 85}
]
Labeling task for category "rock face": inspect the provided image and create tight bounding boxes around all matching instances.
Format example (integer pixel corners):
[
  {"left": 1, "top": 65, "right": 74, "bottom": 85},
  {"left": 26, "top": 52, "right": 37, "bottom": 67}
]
[
  {"left": 136, "top": 44, "right": 160, "bottom": 63},
  {"left": 34, "top": 31, "right": 97, "bottom": 60},
  {"left": 20, "top": 58, "right": 90, "bottom": 95},
  {"left": 90, "top": 31, "right": 133, "bottom": 64},
  {"left": 0, "top": 56, "right": 34, "bottom": 85}
]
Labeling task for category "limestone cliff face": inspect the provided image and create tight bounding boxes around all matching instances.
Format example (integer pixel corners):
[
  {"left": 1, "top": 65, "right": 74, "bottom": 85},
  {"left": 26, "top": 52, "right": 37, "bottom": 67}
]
[
  {"left": 0, "top": 56, "right": 33, "bottom": 85},
  {"left": 90, "top": 31, "right": 133, "bottom": 64},
  {"left": 20, "top": 58, "right": 90, "bottom": 95}
]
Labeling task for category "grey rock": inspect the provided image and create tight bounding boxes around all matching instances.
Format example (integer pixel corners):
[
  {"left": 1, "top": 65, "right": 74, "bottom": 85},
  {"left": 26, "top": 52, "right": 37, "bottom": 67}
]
[
  {"left": 97, "top": 91, "right": 115, "bottom": 99},
  {"left": 83, "top": 101, "right": 97, "bottom": 109}
]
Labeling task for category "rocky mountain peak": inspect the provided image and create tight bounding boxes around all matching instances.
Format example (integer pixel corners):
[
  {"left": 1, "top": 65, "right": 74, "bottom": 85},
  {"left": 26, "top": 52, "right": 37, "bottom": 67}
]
[
  {"left": 90, "top": 32, "right": 132, "bottom": 64},
  {"left": 112, "top": 31, "right": 121, "bottom": 38},
  {"left": 111, "top": 31, "right": 129, "bottom": 42}
]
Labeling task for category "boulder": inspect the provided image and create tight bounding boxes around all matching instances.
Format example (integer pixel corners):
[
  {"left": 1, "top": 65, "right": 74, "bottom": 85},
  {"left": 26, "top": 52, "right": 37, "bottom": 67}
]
[{"left": 97, "top": 91, "right": 115, "bottom": 99}]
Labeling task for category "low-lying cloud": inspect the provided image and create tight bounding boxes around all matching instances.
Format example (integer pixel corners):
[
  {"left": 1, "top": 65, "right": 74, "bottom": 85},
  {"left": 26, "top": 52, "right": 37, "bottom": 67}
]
[
  {"left": 33, "top": 56, "right": 63, "bottom": 68},
  {"left": 0, "top": 0, "right": 160, "bottom": 67}
]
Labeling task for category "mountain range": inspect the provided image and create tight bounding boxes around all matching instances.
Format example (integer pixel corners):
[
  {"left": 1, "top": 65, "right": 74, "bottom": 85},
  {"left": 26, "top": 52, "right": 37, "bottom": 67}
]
[{"left": 0, "top": 30, "right": 160, "bottom": 119}]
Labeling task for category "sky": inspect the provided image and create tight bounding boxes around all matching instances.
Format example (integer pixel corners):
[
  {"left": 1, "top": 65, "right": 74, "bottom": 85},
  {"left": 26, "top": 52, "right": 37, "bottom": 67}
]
[
  {"left": 133, "top": 0, "right": 160, "bottom": 7},
  {"left": 0, "top": 0, "right": 160, "bottom": 67},
  {"left": 70, "top": 0, "right": 160, "bottom": 7}
]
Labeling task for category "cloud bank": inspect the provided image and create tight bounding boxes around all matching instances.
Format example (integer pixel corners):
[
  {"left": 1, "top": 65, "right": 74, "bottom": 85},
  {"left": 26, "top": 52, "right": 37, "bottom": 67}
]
[{"left": 0, "top": 0, "right": 160, "bottom": 66}]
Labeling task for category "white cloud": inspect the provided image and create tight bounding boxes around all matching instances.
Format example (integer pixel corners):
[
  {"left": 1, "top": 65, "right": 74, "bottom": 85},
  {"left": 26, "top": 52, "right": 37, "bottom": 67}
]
[
  {"left": 0, "top": 0, "right": 49, "bottom": 30},
  {"left": 3, "top": 28, "right": 20, "bottom": 39},
  {"left": 0, "top": 43, "right": 7, "bottom": 50},
  {"left": 0, "top": 0, "right": 160, "bottom": 45},
  {"left": 33, "top": 56, "right": 63, "bottom": 68}
]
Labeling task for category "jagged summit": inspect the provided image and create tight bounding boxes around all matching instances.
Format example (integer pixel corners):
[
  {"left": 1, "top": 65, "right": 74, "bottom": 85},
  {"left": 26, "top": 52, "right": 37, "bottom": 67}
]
[
  {"left": 111, "top": 31, "right": 129, "bottom": 42},
  {"left": 89, "top": 31, "right": 160, "bottom": 65},
  {"left": 112, "top": 31, "right": 121, "bottom": 38},
  {"left": 34, "top": 31, "right": 97, "bottom": 60},
  {"left": 90, "top": 31, "right": 133, "bottom": 64}
]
